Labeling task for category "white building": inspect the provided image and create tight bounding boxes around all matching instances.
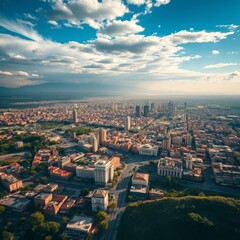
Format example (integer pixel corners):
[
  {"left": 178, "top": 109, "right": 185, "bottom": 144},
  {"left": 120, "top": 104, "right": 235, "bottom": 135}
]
[
  {"left": 132, "top": 173, "right": 149, "bottom": 186},
  {"left": 124, "top": 116, "right": 131, "bottom": 131},
  {"left": 94, "top": 160, "right": 114, "bottom": 186},
  {"left": 65, "top": 215, "right": 93, "bottom": 239},
  {"left": 185, "top": 154, "right": 193, "bottom": 170},
  {"left": 91, "top": 189, "right": 109, "bottom": 212},
  {"left": 76, "top": 166, "right": 95, "bottom": 179},
  {"left": 139, "top": 144, "right": 159, "bottom": 156},
  {"left": 158, "top": 157, "right": 183, "bottom": 178}
]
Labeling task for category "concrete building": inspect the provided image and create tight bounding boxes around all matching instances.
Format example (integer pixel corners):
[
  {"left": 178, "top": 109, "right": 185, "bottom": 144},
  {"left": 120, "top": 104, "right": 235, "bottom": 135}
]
[
  {"left": 109, "top": 156, "right": 121, "bottom": 170},
  {"left": 162, "top": 135, "right": 171, "bottom": 150},
  {"left": 76, "top": 166, "right": 95, "bottom": 179},
  {"left": 91, "top": 189, "right": 109, "bottom": 212},
  {"left": 58, "top": 156, "right": 71, "bottom": 169},
  {"left": 0, "top": 173, "right": 23, "bottom": 192},
  {"left": 0, "top": 195, "right": 31, "bottom": 212},
  {"left": 94, "top": 160, "right": 114, "bottom": 186},
  {"left": 124, "top": 116, "right": 131, "bottom": 131},
  {"left": 65, "top": 215, "right": 93, "bottom": 239},
  {"left": 43, "top": 195, "right": 68, "bottom": 215},
  {"left": 185, "top": 154, "right": 193, "bottom": 170},
  {"left": 99, "top": 128, "right": 107, "bottom": 145},
  {"left": 34, "top": 193, "right": 53, "bottom": 207},
  {"left": 90, "top": 135, "right": 98, "bottom": 153},
  {"left": 139, "top": 144, "right": 159, "bottom": 156},
  {"left": 158, "top": 157, "right": 183, "bottom": 178},
  {"left": 73, "top": 109, "right": 78, "bottom": 123},
  {"left": 132, "top": 172, "right": 149, "bottom": 186},
  {"left": 149, "top": 189, "right": 164, "bottom": 200}
]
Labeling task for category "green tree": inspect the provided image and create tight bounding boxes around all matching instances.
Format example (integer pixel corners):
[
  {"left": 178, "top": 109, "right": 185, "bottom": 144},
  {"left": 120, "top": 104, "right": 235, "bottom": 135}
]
[
  {"left": 62, "top": 217, "right": 69, "bottom": 224},
  {"left": 43, "top": 221, "right": 60, "bottom": 235},
  {"left": 80, "top": 188, "right": 90, "bottom": 196},
  {"left": 96, "top": 211, "right": 108, "bottom": 223},
  {"left": 109, "top": 202, "right": 117, "bottom": 211},
  {"left": 165, "top": 175, "right": 172, "bottom": 185},
  {"left": 98, "top": 221, "right": 108, "bottom": 231},
  {"left": 0, "top": 205, "right": 5, "bottom": 214},
  {"left": 2, "top": 231, "right": 14, "bottom": 240},
  {"left": 40, "top": 176, "right": 48, "bottom": 184},
  {"left": 30, "top": 211, "right": 45, "bottom": 230}
]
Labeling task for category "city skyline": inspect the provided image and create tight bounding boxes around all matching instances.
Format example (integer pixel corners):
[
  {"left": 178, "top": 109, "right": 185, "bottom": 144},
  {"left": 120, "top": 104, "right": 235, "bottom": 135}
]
[{"left": 0, "top": 0, "right": 240, "bottom": 95}]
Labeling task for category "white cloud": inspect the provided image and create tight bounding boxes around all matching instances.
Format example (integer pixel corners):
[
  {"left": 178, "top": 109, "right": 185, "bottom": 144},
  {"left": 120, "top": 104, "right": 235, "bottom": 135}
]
[
  {"left": 43, "top": 0, "right": 128, "bottom": 29},
  {"left": 212, "top": 50, "right": 220, "bottom": 55},
  {"left": 154, "top": 0, "right": 170, "bottom": 7},
  {"left": 127, "top": 0, "right": 146, "bottom": 5},
  {"left": 98, "top": 20, "right": 144, "bottom": 37},
  {"left": 0, "top": 71, "right": 12, "bottom": 76},
  {"left": 216, "top": 24, "right": 238, "bottom": 31},
  {"left": 204, "top": 63, "right": 238, "bottom": 69},
  {"left": 48, "top": 20, "right": 59, "bottom": 27},
  {"left": 17, "top": 71, "right": 29, "bottom": 77}
]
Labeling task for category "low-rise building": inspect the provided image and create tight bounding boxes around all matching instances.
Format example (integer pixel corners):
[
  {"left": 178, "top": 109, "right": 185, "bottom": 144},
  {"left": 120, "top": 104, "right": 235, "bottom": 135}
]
[
  {"left": 0, "top": 173, "right": 23, "bottom": 192},
  {"left": 65, "top": 215, "right": 93, "bottom": 239},
  {"left": 43, "top": 195, "right": 68, "bottom": 215},
  {"left": 157, "top": 157, "right": 183, "bottom": 178},
  {"left": 34, "top": 192, "right": 53, "bottom": 207},
  {"left": 91, "top": 189, "right": 108, "bottom": 212},
  {"left": 76, "top": 166, "right": 95, "bottom": 179},
  {"left": 139, "top": 144, "right": 159, "bottom": 156},
  {"left": 0, "top": 195, "right": 31, "bottom": 212},
  {"left": 149, "top": 188, "right": 164, "bottom": 200},
  {"left": 49, "top": 166, "right": 73, "bottom": 179}
]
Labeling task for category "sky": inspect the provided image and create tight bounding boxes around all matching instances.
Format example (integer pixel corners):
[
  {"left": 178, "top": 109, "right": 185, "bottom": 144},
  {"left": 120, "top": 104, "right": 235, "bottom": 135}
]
[{"left": 0, "top": 0, "right": 240, "bottom": 95}]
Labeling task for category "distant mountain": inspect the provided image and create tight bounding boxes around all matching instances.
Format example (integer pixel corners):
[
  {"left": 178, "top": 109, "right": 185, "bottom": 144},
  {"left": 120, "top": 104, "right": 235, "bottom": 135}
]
[{"left": 0, "top": 82, "right": 121, "bottom": 96}]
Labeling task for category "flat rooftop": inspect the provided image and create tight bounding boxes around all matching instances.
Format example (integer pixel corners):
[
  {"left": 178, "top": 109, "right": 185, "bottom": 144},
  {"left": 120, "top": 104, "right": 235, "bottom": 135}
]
[{"left": 66, "top": 215, "right": 93, "bottom": 233}]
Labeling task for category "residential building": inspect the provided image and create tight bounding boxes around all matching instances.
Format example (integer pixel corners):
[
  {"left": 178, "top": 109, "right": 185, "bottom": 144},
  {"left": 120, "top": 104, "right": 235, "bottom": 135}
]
[
  {"left": 91, "top": 189, "right": 109, "bottom": 212},
  {"left": 34, "top": 193, "right": 53, "bottom": 207},
  {"left": 73, "top": 109, "right": 78, "bottom": 123},
  {"left": 44, "top": 195, "right": 68, "bottom": 215},
  {"left": 0, "top": 173, "right": 23, "bottom": 192},
  {"left": 124, "top": 116, "right": 131, "bottom": 131},
  {"left": 65, "top": 215, "right": 93, "bottom": 239},
  {"left": 94, "top": 160, "right": 114, "bottom": 185},
  {"left": 76, "top": 166, "right": 95, "bottom": 179}
]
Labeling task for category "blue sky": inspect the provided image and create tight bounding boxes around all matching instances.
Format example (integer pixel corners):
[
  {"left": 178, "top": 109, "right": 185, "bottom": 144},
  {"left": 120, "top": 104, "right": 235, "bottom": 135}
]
[{"left": 0, "top": 0, "right": 239, "bottom": 95}]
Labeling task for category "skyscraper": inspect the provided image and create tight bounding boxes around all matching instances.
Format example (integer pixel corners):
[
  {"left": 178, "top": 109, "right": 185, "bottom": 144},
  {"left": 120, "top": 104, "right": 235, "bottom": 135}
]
[
  {"left": 162, "top": 135, "right": 171, "bottom": 150},
  {"left": 136, "top": 105, "right": 141, "bottom": 116},
  {"left": 73, "top": 109, "right": 78, "bottom": 123},
  {"left": 125, "top": 116, "right": 131, "bottom": 131},
  {"left": 99, "top": 128, "right": 107, "bottom": 146},
  {"left": 143, "top": 105, "right": 149, "bottom": 117},
  {"left": 167, "top": 101, "right": 175, "bottom": 116},
  {"left": 90, "top": 135, "right": 98, "bottom": 153}
]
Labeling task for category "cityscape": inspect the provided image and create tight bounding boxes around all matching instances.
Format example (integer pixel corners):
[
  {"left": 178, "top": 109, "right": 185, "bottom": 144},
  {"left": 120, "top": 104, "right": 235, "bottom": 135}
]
[{"left": 0, "top": 0, "right": 240, "bottom": 240}]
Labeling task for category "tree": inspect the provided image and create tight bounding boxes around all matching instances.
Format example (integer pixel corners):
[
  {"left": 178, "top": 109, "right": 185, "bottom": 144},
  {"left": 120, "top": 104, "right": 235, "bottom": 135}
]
[
  {"left": 198, "top": 192, "right": 205, "bottom": 197},
  {"left": 2, "top": 231, "right": 14, "bottom": 240},
  {"left": 40, "top": 176, "right": 48, "bottom": 184},
  {"left": 30, "top": 211, "right": 45, "bottom": 228},
  {"left": 165, "top": 176, "right": 172, "bottom": 185},
  {"left": 80, "top": 188, "right": 90, "bottom": 196},
  {"left": 109, "top": 202, "right": 117, "bottom": 211},
  {"left": 43, "top": 221, "right": 60, "bottom": 235},
  {"left": 18, "top": 217, "right": 26, "bottom": 227},
  {"left": 98, "top": 220, "right": 109, "bottom": 231},
  {"left": 96, "top": 211, "right": 108, "bottom": 223},
  {"left": 62, "top": 217, "right": 69, "bottom": 224},
  {"left": 0, "top": 205, "right": 5, "bottom": 214}
]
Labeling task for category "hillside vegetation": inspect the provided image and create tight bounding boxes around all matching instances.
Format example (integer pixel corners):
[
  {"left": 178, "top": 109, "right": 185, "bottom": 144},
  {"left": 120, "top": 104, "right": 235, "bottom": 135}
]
[{"left": 117, "top": 196, "right": 240, "bottom": 240}]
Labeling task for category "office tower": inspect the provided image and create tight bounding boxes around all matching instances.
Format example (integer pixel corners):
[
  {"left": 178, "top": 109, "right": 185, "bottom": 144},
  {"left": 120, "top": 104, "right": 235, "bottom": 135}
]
[
  {"left": 136, "top": 105, "right": 141, "bottom": 116},
  {"left": 99, "top": 128, "right": 107, "bottom": 145},
  {"left": 143, "top": 105, "right": 149, "bottom": 117},
  {"left": 125, "top": 116, "right": 131, "bottom": 131},
  {"left": 73, "top": 109, "right": 78, "bottom": 123},
  {"left": 151, "top": 103, "right": 155, "bottom": 112}
]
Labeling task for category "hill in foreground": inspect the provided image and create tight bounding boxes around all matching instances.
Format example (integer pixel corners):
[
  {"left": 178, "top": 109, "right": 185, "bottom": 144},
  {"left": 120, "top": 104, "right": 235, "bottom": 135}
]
[{"left": 117, "top": 196, "right": 240, "bottom": 240}]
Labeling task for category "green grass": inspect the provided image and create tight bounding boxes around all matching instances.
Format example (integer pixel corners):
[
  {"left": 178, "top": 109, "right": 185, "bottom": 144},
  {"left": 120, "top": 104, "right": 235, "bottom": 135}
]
[{"left": 117, "top": 196, "right": 240, "bottom": 240}]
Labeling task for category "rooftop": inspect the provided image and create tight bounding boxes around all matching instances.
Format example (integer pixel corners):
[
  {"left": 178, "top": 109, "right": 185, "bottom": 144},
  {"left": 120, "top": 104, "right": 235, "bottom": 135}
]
[{"left": 66, "top": 215, "right": 93, "bottom": 233}]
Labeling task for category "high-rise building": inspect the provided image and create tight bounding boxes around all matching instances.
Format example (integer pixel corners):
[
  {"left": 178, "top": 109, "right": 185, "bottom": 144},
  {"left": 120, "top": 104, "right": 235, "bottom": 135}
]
[
  {"left": 90, "top": 135, "right": 98, "bottom": 153},
  {"left": 94, "top": 160, "right": 114, "bottom": 186},
  {"left": 151, "top": 103, "right": 155, "bottom": 112},
  {"left": 162, "top": 135, "right": 171, "bottom": 150},
  {"left": 125, "top": 116, "right": 131, "bottom": 131},
  {"left": 143, "top": 105, "right": 149, "bottom": 117},
  {"left": 136, "top": 105, "right": 141, "bottom": 116},
  {"left": 167, "top": 101, "right": 175, "bottom": 116},
  {"left": 99, "top": 128, "right": 107, "bottom": 146},
  {"left": 73, "top": 109, "right": 78, "bottom": 123}
]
